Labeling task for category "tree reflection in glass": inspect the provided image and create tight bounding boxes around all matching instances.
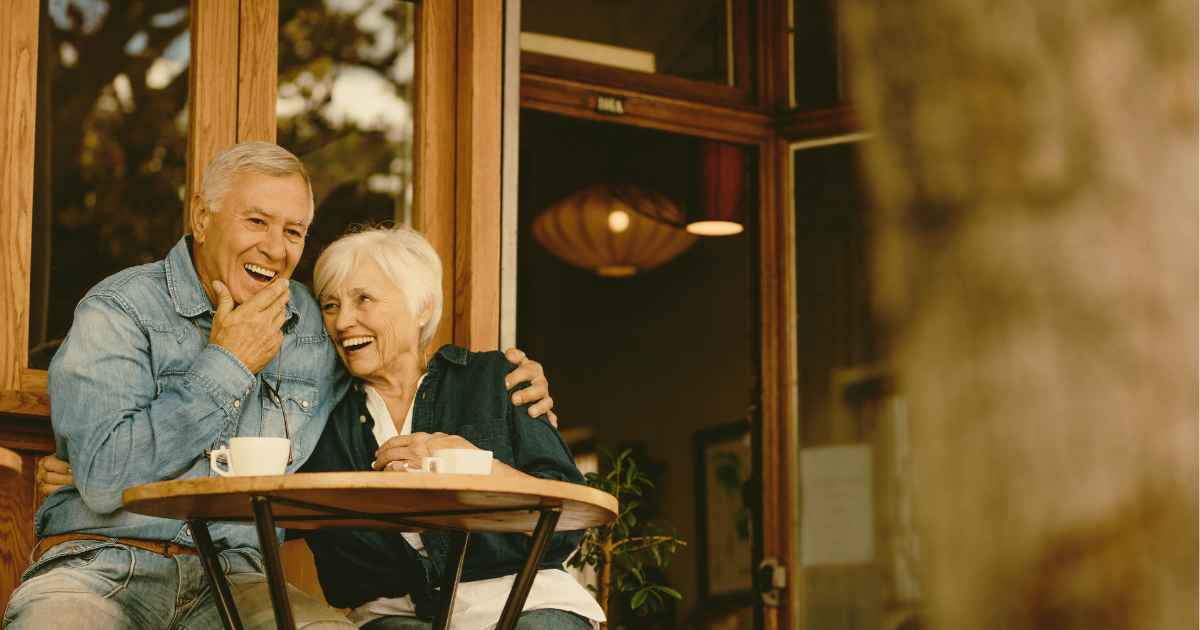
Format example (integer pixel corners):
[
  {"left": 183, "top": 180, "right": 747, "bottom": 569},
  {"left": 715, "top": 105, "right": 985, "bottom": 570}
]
[
  {"left": 30, "top": 0, "right": 190, "bottom": 368},
  {"left": 277, "top": 0, "right": 416, "bottom": 290}
]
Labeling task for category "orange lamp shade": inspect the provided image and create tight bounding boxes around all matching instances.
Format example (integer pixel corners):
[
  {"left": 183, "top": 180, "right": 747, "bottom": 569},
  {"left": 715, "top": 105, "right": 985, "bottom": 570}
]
[{"left": 532, "top": 186, "right": 698, "bottom": 277}]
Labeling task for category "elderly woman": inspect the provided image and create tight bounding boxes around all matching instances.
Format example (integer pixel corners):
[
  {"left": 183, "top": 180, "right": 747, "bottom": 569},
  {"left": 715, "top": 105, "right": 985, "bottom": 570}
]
[{"left": 298, "top": 225, "right": 603, "bottom": 630}]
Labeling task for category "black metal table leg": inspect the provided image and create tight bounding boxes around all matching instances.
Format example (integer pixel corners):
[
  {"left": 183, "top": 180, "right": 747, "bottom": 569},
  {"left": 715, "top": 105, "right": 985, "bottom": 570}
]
[
  {"left": 494, "top": 507, "right": 563, "bottom": 630},
  {"left": 189, "top": 519, "right": 244, "bottom": 630},
  {"left": 431, "top": 532, "right": 470, "bottom": 630},
  {"left": 250, "top": 496, "right": 296, "bottom": 630}
]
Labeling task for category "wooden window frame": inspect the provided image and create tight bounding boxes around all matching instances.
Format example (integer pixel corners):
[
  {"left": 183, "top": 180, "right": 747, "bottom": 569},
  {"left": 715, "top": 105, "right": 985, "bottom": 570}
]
[{"left": 0, "top": 0, "right": 504, "bottom": 420}]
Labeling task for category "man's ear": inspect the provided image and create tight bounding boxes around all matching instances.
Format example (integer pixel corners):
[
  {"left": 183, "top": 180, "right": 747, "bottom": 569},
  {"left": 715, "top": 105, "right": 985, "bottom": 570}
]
[{"left": 190, "top": 194, "right": 211, "bottom": 243}]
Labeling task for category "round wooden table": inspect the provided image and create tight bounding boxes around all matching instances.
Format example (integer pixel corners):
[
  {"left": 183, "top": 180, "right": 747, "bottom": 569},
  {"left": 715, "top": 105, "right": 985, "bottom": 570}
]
[
  {"left": 0, "top": 447, "right": 21, "bottom": 485},
  {"left": 123, "top": 472, "right": 617, "bottom": 630}
]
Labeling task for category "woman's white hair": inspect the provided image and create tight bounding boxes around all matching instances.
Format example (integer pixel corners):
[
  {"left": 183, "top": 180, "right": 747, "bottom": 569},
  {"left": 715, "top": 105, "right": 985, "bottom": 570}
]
[
  {"left": 198, "top": 141, "right": 315, "bottom": 218},
  {"left": 314, "top": 224, "right": 443, "bottom": 350}
]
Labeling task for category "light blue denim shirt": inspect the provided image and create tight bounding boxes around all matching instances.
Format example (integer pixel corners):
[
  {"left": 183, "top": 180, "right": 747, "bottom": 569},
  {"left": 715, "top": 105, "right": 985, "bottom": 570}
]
[{"left": 35, "top": 236, "right": 350, "bottom": 551}]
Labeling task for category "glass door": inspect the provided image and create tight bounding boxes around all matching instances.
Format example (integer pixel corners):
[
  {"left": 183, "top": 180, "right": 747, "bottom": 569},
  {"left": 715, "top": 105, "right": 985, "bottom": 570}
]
[{"left": 791, "top": 137, "right": 924, "bottom": 630}]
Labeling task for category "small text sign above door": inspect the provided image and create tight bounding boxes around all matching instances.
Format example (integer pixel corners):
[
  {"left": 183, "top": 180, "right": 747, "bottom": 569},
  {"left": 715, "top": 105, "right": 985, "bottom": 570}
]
[{"left": 595, "top": 94, "right": 625, "bottom": 115}]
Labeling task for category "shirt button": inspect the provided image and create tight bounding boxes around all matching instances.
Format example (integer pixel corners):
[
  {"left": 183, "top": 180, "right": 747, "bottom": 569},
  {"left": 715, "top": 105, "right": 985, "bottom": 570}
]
[
  {"left": 359, "top": 415, "right": 366, "bottom": 424},
  {"left": 301, "top": 401, "right": 309, "bottom": 409},
  {"left": 233, "top": 400, "right": 240, "bottom": 408}
]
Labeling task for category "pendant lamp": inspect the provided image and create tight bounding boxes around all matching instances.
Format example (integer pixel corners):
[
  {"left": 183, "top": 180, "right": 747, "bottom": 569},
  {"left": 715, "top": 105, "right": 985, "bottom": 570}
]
[
  {"left": 605, "top": 141, "right": 748, "bottom": 236},
  {"left": 688, "top": 141, "right": 746, "bottom": 236},
  {"left": 532, "top": 186, "right": 698, "bottom": 277}
]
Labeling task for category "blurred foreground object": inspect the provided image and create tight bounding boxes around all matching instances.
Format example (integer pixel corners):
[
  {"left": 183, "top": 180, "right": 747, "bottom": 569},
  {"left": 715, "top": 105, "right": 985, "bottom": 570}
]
[{"left": 840, "top": 0, "right": 1198, "bottom": 629}]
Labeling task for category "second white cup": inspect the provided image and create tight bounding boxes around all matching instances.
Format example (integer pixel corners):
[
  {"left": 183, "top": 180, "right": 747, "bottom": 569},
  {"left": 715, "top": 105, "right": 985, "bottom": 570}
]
[
  {"left": 210, "top": 437, "right": 291, "bottom": 477},
  {"left": 410, "top": 448, "right": 493, "bottom": 475}
]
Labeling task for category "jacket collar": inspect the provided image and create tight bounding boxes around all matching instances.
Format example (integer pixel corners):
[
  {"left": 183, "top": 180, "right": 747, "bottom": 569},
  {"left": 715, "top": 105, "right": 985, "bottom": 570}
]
[
  {"left": 348, "top": 344, "right": 467, "bottom": 394},
  {"left": 164, "top": 235, "right": 300, "bottom": 325},
  {"left": 431, "top": 344, "right": 468, "bottom": 366}
]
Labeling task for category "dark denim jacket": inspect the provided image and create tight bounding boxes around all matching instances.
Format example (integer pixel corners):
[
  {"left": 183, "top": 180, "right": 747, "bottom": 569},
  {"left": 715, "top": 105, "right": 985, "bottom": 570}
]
[{"left": 298, "top": 345, "right": 585, "bottom": 616}]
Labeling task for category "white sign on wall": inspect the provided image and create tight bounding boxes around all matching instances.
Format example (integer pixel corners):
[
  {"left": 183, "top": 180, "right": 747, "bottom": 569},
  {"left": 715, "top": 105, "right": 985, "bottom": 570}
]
[{"left": 800, "top": 444, "right": 874, "bottom": 566}]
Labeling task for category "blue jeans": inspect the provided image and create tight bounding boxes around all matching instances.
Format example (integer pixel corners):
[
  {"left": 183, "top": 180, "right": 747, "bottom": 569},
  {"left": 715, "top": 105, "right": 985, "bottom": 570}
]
[
  {"left": 3, "top": 540, "right": 354, "bottom": 630},
  {"left": 359, "top": 609, "right": 593, "bottom": 630}
]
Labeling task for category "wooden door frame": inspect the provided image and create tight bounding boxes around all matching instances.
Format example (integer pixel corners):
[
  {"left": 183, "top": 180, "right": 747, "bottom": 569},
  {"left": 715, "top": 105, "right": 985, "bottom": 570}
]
[{"left": 518, "top": 22, "right": 865, "bottom": 625}]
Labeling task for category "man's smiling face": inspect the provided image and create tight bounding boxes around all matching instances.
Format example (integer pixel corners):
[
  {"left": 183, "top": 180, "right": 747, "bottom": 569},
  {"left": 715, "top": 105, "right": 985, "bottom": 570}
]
[{"left": 192, "top": 172, "right": 311, "bottom": 306}]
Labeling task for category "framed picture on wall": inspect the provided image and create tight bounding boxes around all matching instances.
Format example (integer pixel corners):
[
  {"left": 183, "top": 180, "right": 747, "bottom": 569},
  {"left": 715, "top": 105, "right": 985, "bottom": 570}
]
[{"left": 694, "top": 420, "right": 754, "bottom": 600}]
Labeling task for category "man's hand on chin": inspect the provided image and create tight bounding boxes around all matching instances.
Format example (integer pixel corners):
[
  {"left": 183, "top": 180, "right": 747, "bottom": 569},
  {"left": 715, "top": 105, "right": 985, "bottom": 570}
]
[{"left": 208, "top": 280, "right": 290, "bottom": 373}]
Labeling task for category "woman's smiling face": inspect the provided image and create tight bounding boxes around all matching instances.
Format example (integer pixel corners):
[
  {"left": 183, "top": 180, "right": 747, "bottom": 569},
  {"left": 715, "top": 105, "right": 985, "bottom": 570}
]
[{"left": 319, "top": 258, "right": 432, "bottom": 381}]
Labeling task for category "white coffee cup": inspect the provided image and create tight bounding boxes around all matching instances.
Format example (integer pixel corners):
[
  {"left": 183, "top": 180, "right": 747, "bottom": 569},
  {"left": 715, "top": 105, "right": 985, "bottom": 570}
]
[
  {"left": 410, "top": 448, "right": 493, "bottom": 475},
  {"left": 210, "top": 437, "right": 291, "bottom": 477}
]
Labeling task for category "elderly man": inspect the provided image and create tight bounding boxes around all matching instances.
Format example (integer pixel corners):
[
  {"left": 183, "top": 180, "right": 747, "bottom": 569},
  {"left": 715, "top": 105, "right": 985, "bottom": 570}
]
[{"left": 4, "top": 142, "right": 556, "bottom": 630}]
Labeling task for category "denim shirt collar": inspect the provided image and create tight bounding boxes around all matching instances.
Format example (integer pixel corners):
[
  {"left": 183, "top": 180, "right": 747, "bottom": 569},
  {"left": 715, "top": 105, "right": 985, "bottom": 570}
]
[{"left": 163, "top": 236, "right": 300, "bottom": 328}]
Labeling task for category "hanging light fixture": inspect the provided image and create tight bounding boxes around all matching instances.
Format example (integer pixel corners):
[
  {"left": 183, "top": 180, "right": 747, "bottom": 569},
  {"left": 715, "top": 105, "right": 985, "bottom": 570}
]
[
  {"left": 532, "top": 186, "right": 698, "bottom": 277},
  {"left": 606, "top": 141, "right": 748, "bottom": 236},
  {"left": 688, "top": 141, "right": 746, "bottom": 236}
]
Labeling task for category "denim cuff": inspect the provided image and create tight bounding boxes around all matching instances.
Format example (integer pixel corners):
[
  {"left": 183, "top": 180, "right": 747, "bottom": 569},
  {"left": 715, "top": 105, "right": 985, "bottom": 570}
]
[{"left": 187, "top": 344, "right": 255, "bottom": 417}]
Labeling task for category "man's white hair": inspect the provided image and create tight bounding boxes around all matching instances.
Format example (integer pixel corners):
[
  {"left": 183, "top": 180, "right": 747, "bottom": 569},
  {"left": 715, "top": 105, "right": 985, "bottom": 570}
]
[
  {"left": 314, "top": 224, "right": 443, "bottom": 351},
  {"left": 197, "top": 141, "right": 314, "bottom": 218}
]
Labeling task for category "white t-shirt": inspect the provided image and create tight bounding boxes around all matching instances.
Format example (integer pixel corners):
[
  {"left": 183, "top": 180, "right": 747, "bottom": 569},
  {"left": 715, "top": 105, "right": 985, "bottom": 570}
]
[{"left": 348, "top": 382, "right": 605, "bottom": 630}]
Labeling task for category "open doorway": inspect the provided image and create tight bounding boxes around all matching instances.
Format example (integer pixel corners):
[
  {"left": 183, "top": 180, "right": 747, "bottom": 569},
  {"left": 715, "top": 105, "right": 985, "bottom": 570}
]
[{"left": 515, "top": 110, "right": 759, "bottom": 630}]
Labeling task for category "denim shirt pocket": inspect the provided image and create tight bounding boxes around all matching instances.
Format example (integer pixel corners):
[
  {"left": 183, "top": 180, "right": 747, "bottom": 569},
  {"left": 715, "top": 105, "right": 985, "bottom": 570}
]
[
  {"left": 454, "top": 421, "right": 513, "bottom": 465},
  {"left": 258, "top": 375, "right": 318, "bottom": 442}
]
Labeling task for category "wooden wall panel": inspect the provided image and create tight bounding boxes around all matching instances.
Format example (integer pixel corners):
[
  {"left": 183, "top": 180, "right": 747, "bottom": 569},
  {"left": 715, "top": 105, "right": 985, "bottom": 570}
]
[
  {"left": 185, "top": 0, "right": 240, "bottom": 230},
  {"left": 453, "top": 0, "right": 503, "bottom": 351},
  {"left": 237, "top": 0, "right": 279, "bottom": 143},
  {"left": 412, "top": 0, "right": 459, "bottom": 353},
  {"left": 0, "top": 0, "right": 39, "bottom": 392},
  {"left": 0, "top": 449, "right": 53, "bottom": 606}
]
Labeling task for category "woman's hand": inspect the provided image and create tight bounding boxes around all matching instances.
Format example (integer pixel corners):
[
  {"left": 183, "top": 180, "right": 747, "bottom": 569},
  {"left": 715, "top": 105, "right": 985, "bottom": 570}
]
[
  {"left": 373, "top": 432, "right": 478, "bottom": 471},
  {"left": 37, "top": 454, "right": 74, "bottom": 495},
  {"left": 503, "top": 348, "right": 557, "bottom": 428}
]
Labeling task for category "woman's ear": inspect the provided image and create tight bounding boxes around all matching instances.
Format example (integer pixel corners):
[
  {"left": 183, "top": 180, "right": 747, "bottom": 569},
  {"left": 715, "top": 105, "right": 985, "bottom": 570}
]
[{"left": 418, "top": 302, "right": 435, "bottom": 328}]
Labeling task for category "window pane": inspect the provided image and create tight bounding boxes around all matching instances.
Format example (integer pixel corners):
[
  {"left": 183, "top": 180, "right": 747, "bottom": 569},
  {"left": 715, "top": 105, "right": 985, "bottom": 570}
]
[
  {"left": 522, "top": 0, "right": 733, "bottom": 85},
  {"left": 29, "top": 0, "right": 191, "bottom": 369},
  {"left": 791, "top": 0, "right": 842, "bottom": 110},
  {"left": 277, "top": 0, "right": 416, "bottom": 290}
]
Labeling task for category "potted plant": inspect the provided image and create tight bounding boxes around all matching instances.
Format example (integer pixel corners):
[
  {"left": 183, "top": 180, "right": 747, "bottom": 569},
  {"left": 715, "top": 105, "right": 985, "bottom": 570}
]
[{"left": 568, "top": 447, "right": 686, "bottom": 630}]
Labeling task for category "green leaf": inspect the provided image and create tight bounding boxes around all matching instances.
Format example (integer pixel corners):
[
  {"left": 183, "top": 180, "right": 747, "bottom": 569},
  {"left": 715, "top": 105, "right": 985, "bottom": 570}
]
[
  {"left": 630, "top": 589, "right": 649, "bottom": 610},
  {"left": 656, "top": 586, "right": 683, "bottom": 600},
  {"left": 627, "top": 512, "right": 637, "bottom": 527}
]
